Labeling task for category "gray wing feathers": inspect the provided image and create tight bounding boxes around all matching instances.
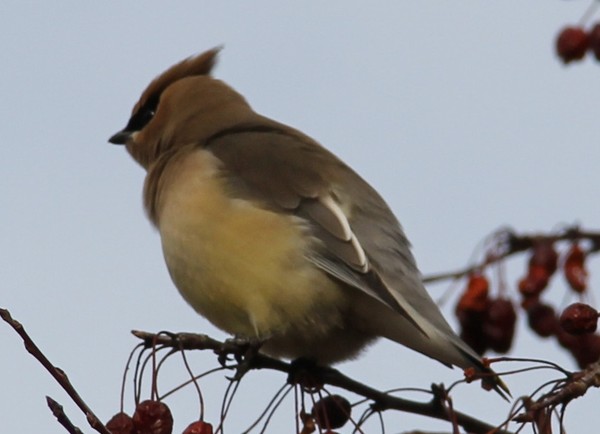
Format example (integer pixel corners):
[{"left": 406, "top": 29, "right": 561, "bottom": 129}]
[
  {"left": 207, "top": 125, "right": 327, "bottom": 209},
  {"left": 206, "top": 125, "right": 478, "bottom": 367},
  {"left": 345, "top": 178, "right": 456, "bottom": 333}
]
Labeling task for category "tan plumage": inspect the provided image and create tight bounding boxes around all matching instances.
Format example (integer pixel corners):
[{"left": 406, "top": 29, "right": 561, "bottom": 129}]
[{"left": 109, "top": 47, "right": 507, "bottom": 396}]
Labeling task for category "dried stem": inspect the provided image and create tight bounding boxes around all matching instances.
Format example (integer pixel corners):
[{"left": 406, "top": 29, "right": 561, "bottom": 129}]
[
  {"left": 423, "top": 227, "right": 600, "bottom": 284},
  {"left": 0, "top": 308, "right": 111, "bottom": 434},
  {"left": 132, "top": 330, "right": 513, "bottom": 434},
  {"left": 515, "top": 359, "right": 600, "bottom": 421},
  {"left": 46, "top": 397, "right": 85, "bottom": 434}
]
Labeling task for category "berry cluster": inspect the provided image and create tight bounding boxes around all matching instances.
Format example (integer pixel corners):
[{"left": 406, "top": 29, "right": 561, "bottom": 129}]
[
  {"left": 106, "top": 400, "right": 213, "bottom": 434},
  {"left": 456, "top": 273, "right": 516, "bottom": 356},
  {"left": 556, "top": 24, "right": 600, "bottom": 63},
  {"left": 104, "top": 395, "right": 353, "bottom": 434},
  {"left": 455, "top": 239, "right": 598, "bottom": 368},
  {"left": 302, "top": 395, "right": 352, "bottom": 434}
]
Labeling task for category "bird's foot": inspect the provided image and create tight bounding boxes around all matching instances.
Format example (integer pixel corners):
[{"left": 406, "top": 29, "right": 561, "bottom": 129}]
[
  {"left": 218, "top": 336, "right": 263, "bottom": 380},
  {"left": 287, "top": 358, "right": 328, "bottom": 392}
]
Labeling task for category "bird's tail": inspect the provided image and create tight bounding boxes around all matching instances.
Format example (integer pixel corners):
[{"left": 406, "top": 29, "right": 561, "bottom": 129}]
[{"left": 460, "top": 349, "right": 511, "bottom": 400}]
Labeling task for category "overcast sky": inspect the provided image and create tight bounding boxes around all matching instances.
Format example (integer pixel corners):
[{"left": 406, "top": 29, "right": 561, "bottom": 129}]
[{"left": 2, "top": 2, "right": 599, "bottom": 433}]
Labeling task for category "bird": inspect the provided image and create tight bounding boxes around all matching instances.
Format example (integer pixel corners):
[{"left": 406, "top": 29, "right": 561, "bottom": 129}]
[{"left": 109, "top": 47, "right": 507, "bottom": 396}]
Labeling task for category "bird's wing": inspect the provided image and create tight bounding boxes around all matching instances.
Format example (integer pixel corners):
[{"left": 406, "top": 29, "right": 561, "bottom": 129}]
[
  {"left": 203, "top": 123, "right": 518, "bottom": 400},
  {"left": 204, "top": 123, "right": 455, "bottom": 336}
]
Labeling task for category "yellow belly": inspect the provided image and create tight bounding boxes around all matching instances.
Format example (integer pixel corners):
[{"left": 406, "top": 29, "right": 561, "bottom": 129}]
[{"left": 154, "top": 149, "right": 348, "bottom": 343}]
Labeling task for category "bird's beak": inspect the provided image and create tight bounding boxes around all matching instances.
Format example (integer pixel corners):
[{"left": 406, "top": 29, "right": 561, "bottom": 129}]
[{"left": 108, "top": 129, "right": 131, "bottom": 145}]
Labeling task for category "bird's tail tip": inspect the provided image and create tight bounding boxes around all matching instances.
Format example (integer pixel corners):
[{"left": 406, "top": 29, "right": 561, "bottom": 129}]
[
  {"left": 482, "top": 371, "right": 511, "bottom": 401},
  {"left": 464, "top": 360, "right": 511, "bottom": 401}
]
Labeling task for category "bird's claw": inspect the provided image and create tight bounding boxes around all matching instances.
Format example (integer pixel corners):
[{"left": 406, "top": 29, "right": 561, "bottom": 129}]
[
  {"left": 287, "top": 358, "right": 326, "bottom": 392},
  {"left": 219, "top": 336, "right": 263, "bottom": 380}
]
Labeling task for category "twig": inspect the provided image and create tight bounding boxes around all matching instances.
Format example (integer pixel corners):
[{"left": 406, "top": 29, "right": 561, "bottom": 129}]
[
  {"left": 0, "top": 308, "right": 111, "bottom": 434},
  {"left": 517, "top": 359, "right": 600, "bottom": 418},
  {"left": 423, "top": 227, "right": 600, "bottom": 284},
  {"left": 132, "top": 330, "right": 514, "bottom": 434},
  {"left": 46, "top": 396, "right": 85, "bottom": 434}
]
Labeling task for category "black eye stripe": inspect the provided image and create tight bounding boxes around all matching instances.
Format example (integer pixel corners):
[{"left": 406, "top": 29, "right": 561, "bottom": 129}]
[{"left": 125, "top": 94, "right": 159, "bottom": 132}]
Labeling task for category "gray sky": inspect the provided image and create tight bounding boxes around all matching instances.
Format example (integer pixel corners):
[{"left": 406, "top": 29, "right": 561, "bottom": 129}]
[{"left": 2, "top": 2, "right": 599, "bottom": 433}]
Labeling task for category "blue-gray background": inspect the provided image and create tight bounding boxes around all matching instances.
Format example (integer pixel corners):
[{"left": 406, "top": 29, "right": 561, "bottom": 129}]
[{"left": 2, "top": 2, "right": 599, "bottom": 433}]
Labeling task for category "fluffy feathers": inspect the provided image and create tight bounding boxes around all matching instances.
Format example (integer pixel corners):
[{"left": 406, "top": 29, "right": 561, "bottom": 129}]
[{"left": 109, "top": 48, "right": 508, "bottom": 397}]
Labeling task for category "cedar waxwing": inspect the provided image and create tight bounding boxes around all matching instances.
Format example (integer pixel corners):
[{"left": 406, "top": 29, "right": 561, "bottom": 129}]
[{"left": 109, "top": 48, "right": 507, "bottom": 396}]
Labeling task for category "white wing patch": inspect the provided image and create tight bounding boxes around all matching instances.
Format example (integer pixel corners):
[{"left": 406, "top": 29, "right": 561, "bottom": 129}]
[
  {"left": 319, "top": 195, "right": 352, "bottom": 240},
  {"left": 318, "top": 195, "right": 369, "bottom": 273}
]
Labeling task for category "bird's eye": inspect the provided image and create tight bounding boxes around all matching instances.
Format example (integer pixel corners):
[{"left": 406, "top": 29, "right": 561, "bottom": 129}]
[
  {"left": 138, "top": 108, "right": 155, "bottom": 125},
  {"left": 125, "top": 96, "right": 159, "bottom": 132}
]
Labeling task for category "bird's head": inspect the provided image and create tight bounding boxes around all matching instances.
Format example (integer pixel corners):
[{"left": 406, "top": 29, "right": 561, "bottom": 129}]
[{"left": 109, "top": 47, "right": 254, "bottom": 169}]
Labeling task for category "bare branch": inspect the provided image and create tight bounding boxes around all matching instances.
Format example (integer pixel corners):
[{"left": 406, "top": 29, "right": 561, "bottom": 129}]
[
  {"left": 46, "top": 397, "right": 85, "bottom": 434},
  {"left": 0, "top": 308, "right": 111, "bottom": 434},
  {"left": 423, "top": 226, "right": 600, "bottom": 284},
  {"left": 132, "top": 330, "right": 514, "bottom": 434},
  {"left": 515, "top": 359, "right": 600, "bottom": 422}
]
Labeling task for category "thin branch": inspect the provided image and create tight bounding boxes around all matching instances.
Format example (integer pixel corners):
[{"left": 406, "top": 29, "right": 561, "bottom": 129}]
[
  {"left": 46, "top": 396, "right": 85, "bottom": 434},
  {"left": 423, "top": 227, "right": 600, "bottom": 284},
  {"left": 515, "top": 359, "right": 600, "bottom": 420},
  {"left": 132, "top": 330, "right": 514, "bottom": 434},
  {"left": 0, "top": 308, "right": 111, "bottom": 434}
]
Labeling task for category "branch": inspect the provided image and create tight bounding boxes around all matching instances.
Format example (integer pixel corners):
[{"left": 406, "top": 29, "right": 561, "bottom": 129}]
[
  {"left": 422, "top": 226, "right": 600, "bottom": 284},
  {"left": 0, "top": 308, "right": 111, "bottom": 434},
  {"left": 515, "top": 359, "right": 600, "bottom": 422},
  {"left": 47, "top": 396, "right": 85, "bottom": 434},
  {"left": 132, "top": 330, "right": 514, "bottom": 434}
]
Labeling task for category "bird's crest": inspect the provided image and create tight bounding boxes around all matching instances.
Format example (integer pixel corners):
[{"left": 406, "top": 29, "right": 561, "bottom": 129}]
[{"left": 132, "top": 46, "right": 221, "bottom": 116}]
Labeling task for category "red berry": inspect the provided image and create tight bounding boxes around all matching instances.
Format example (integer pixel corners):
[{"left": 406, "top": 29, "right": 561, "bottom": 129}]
[
  {"left": 520, "top": 295, "right": 539, "bottom": 311},
  {"left": 518, "top": 264, "right": 550, "bottom": 298},
  {"left": 556, "top": 26, "right": 589, "bottom": 63},
  {"left": 132, "top": 400, "right": 173, "bottom": 434},
  {"left": 311, "top": 395, "right": 352, "bottom": 429},
  {"left": 530, "top": 241, "right": 558, "bottom": 276},
  {"left": 589, "top": 23, "right": 600, "bottom": 61},
  {"left": 563, "top": 243, "right": 588, "bottom": 293},
  {"left": 458, "top": 310, "right": 488, "bottom": 356},
  {"left": 559, "top": 303, "right": 598, "bottom": 335},
  {"left": 517, "top": 242, "right": 557, "bottom": 298},
  {"left": 456, "top": 273, "right": 490, "bottom": 313},
  {"left": 483, "top": 298, "right": 517, "bottom": 353},
  {"left": 570, "top": 334, "right": 600, "bottom": 368},
  {"left": 556, "top": 327, "right": 579, "bottom": 350},
  {"left": 183, "top": 421, "right": 213, "bottom": 434},
  {"left": 527, "top": 302, "right": 558, "bottom": 338},
  {"left": 106, "top": 412, "right": 135, "bottom": 434}
]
